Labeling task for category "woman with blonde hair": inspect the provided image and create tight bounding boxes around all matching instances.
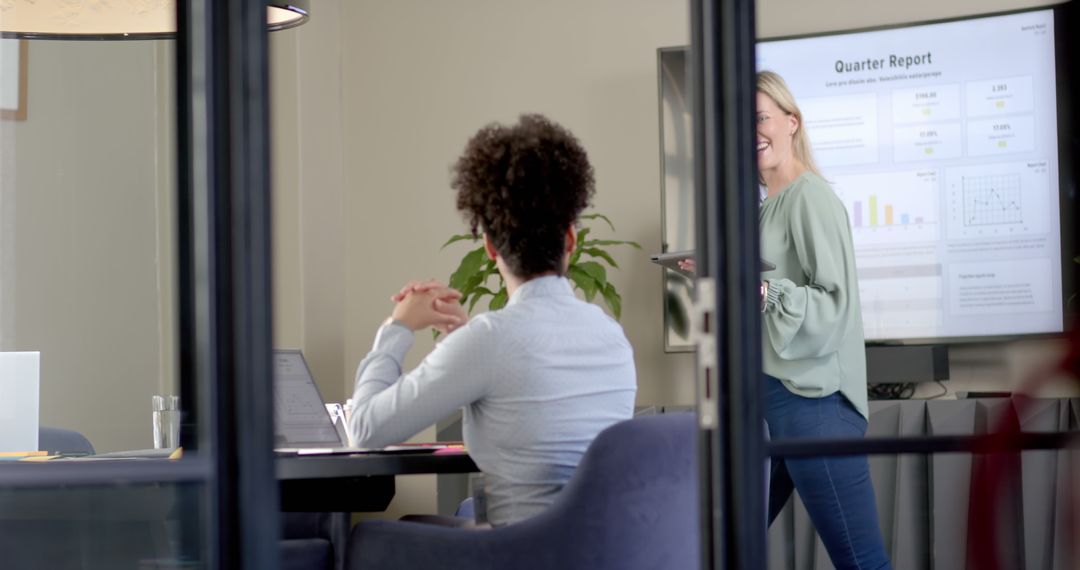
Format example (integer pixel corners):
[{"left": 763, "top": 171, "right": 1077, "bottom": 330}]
[{"left": 757, "top": 70, "right": 892, "bottom": 569}]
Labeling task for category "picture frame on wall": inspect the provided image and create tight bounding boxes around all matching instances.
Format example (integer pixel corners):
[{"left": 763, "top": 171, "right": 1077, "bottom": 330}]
[{"left": 1, "top": 40, "right": 27, "bottom": 121}]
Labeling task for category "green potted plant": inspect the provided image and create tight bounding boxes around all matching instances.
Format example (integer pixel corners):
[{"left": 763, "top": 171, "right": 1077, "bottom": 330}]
[{"left": 442, "top": 213, "right": 641, "bottom": 321}]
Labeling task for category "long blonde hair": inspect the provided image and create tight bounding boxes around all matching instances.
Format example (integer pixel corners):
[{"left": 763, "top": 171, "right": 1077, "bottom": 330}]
[{"left": 756, "top": 70, "right": 822, "bottom": 182}]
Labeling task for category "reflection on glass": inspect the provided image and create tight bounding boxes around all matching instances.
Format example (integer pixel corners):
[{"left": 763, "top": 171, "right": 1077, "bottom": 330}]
[
  {"left": 0, "top": 35, "right": 205, "bottom": 567},
  {"left": 0, "top": 484, "right": 203, "bottom": 567},
  {"left": 658, "top": 47, "right": 694, "bottom": 352},
  {"left": 0, "top": 39, "right": 177, "bottom": 454}
]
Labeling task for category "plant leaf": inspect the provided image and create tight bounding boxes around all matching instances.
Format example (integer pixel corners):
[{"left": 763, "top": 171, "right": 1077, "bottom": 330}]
[
  {"left": 569, "top": 250, "right": 582, "bottom": 266},
  {"left": 489, "top": 288, "right": 509, "bottom": 311},
  {"left": 441, "top": 233, "right": 478, "bottom": 250},
  {"left": 448, "top": 247, "right": 487, "bottom": 292},
  {"left": 567, "top": 265, "right": 599, "bottom": 301},
  {"left": 666, "top": 290, "right": 689, "bottom": 339},
  {"left": 579, "top": 247, "right": 618, "bottom": 268},
  {"left": 602, "top": 282, "right": 622, "bottom": 320},
  {"left": 571, "top": 227, "right": 591, "bottom": 265},
  {"left": 469, "top": 287, "right": 495, "bottom": 313},
  {"left": 575, "top": 226, "right": 592, "bottom": 244},
  {"left": 582, "top": 239, "right": 642, "bottom": 250},
  {"left": 580, "top": 213, "right": 615, "bottom": 232},
  {"left": 575, "top": 261, "right": 608, "bottom": 292},
  {"left": 479, "top": 261, "right": 500, "bottom": 288},
  {"left": 458, "top": 272, "right": 485, "bottom": 301}
]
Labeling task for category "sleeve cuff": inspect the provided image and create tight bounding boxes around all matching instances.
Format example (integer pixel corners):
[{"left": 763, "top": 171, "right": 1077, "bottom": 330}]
[
  {"left": 372, "top": 321, "right": 416, "bottom": 361},
  {"left": 764, "top": 279, "right": 784, "bottom": 312}
]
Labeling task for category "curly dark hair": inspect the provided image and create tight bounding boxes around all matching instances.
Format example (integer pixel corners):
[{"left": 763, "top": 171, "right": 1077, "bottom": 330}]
[{"left": 451, "top": 114, "right": 595, "bottom": 278}]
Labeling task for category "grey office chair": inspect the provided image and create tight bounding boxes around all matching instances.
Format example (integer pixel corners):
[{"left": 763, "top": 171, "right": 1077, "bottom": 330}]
[
  {"left": 38, "top": 426, "right": 96, "bottom": 455},
  {"left": 347, "top": 413, "right": 701, "bottom": 570}
]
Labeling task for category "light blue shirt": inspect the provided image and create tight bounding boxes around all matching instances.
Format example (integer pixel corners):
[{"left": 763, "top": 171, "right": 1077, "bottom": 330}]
[{"left": 348, "top": 275, "right": 637, "bottom": 526}]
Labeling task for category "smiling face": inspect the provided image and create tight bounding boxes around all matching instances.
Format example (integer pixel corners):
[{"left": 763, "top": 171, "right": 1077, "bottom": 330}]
[{"left": 755, "top": 91, "right": 799, "bottom": 176}]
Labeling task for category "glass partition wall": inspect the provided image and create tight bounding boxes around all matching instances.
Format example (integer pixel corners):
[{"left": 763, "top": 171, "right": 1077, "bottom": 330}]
[
  {"left": 0, "top": 33, "right": 209, "bottom": 569},
  {"left": 0, "top": 42, "right": 177, "bottom": 449},
  {"left": 0, "top": 2, "right": 282, "bottom": 568}
]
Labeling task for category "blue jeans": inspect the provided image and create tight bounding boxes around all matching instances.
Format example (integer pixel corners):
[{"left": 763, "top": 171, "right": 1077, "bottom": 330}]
[{"left": 765, "top": 375, "right": 892, "bottom": 570}]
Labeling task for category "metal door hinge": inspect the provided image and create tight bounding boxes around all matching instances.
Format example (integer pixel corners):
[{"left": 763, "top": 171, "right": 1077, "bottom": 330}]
[{"left": 693, "top": 278, "right": 717, "bottom": 429}]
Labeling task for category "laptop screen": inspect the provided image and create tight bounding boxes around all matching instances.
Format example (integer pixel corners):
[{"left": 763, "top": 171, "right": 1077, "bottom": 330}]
[
  {"left": 0, "top": 352, "right": 39, "bottom": 452},
  {"left": 273, "top": 350, "right": 344, "bottom": 448}
]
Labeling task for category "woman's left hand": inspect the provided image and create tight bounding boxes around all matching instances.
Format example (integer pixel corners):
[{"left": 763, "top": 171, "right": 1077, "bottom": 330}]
[
  {"left": 432, "top": 297, "right": 468, "bottom": 335},
  {"left": 390, "top": 279, "right": 470, "bottom": 335}
]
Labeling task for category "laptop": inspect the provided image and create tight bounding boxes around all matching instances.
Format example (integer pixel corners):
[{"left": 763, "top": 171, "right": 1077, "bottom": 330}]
[
  {"left": 0, "top": 352, "right": 40, "bottom": 453},
  {"left": 273, "top": 349, "right": 352, "bottom": 454},
  {"left": 273, "top": 349, "right": 462, "bottom": 456},
  {"left": 650, "top": 250, "right": 776, "bottom": 275}
]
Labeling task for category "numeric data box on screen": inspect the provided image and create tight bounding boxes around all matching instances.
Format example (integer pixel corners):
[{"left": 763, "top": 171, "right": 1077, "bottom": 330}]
[
  {"left": 966, "top": 115, "right": 1035, "bottom": 156},
  {"left": 965, "top": 76, "right": 1034, "bottom": 117},
  {"left": 891, "top": 84, "right": 960, "bottom": 124},
  {"left": 894, "top": 123, "right": 962, "bottom": 162}
]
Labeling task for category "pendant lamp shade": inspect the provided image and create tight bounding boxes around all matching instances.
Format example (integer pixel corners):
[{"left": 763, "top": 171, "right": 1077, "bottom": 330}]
[{"left": 0, "top": 1, "right": 309, "bottom": 40}]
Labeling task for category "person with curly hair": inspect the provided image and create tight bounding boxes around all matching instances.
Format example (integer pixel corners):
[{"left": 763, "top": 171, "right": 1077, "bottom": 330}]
[{"left": 347, "top": 114, "right": 637, "bottom": 527}]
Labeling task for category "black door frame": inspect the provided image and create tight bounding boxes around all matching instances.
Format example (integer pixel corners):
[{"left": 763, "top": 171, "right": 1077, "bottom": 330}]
[{"left": 177, "top": 1, "right": 280, "bottom": 568}]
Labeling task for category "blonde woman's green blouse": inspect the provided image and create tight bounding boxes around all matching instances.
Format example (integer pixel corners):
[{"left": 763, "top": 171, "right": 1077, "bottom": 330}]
[{"left": 760, "top": 172, "right": 868, "bottom": 419}]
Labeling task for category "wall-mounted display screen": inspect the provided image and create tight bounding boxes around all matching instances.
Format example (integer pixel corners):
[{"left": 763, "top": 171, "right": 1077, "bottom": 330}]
[{"left": 756, "top": 9, "right": 1063, "bottom": 342}]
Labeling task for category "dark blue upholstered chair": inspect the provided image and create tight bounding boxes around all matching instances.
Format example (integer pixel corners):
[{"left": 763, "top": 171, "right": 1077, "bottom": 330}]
[
  {"left": 346, "top": 413, "right": 700, "bottom": 570},
  {"left": 39, "top": 426, "right": 95, "bottom": 455},
  {"left": 282, "top": 512, "right": 350, "bottom": 570}
]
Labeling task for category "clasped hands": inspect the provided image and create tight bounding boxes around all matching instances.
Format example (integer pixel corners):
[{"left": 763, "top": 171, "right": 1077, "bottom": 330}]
[{"left": 388, "top": 279, "right": 469, "bottom": 334}]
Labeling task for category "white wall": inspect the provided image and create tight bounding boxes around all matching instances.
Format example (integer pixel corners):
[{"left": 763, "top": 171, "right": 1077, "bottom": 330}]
[
  {"left": 270, "top": 1, "right": 348, "bottom": 406},
  {"left": 757, "top": 0, "right": 1060, "bottom": 37},
  {"left": 337, "top": 0, "right": 696, "bottom": 409},
  {"left": 271, "top": 0, "right": 697, "bottom": 416},
  {"left": 269, "top": 0, "right": 693, "bottom": 517}
]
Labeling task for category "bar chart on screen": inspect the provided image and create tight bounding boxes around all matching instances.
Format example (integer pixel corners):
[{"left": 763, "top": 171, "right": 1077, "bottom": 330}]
[{"left": 832, "top": 170, "right": 940, "bottom": 247}]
